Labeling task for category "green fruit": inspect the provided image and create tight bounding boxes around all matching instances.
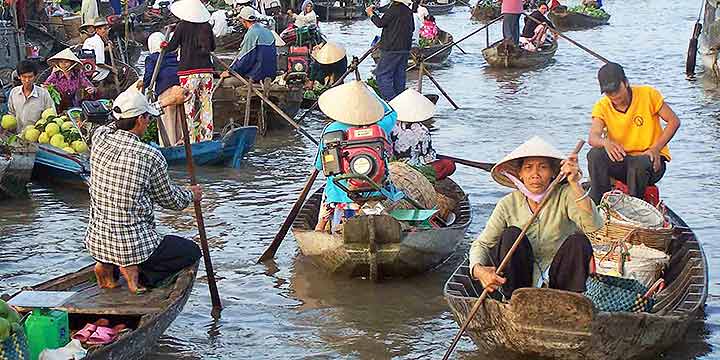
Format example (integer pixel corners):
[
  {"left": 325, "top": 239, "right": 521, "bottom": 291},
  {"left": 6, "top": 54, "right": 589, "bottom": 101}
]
[
  {"left": 0, "top": 300, "right": 9, "bottom": 319},
  {"left": 0, "top": 318, "right": 9, "bottom": 342},
  {"left": 41, "top": 108, "right": 57, "bottom": 121},
  {"left": 62, "top": 146, "right": 76, "bottom": 154},
  {"left": 54, "top": 118, "right": 64, "bottom": 127},
  {"left": 61, "top": 121, "right": 74, "bottom": 131},
  {"left": 45, "top": 123, "right": 60, "bottom": 137},
  {"left": 71, "top": 140, "right": 88, "bottom": 153},
  {"left": 24, "top": 128, "right": 41, "bottom": 142},
  {"left": 50, "top": 134, "right": 65, "bottom": 148},
  {"left": 1, "top": 114, "right": 17, "bottom": 130},
  {"left": 5, "top": 307, "right": 19, "bottom": 324},
  {"left": 38, "top": 132, "right": 50, "bottom": 144}
]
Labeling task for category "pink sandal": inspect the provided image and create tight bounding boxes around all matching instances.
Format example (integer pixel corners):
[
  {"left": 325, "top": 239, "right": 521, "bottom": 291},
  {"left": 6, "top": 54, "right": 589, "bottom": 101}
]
[
  {"left": 86, "top": 324, "right": 128, "bottom": 346},
  {"left": 71, "top": 323, "right": 97, "bottom": 342}
]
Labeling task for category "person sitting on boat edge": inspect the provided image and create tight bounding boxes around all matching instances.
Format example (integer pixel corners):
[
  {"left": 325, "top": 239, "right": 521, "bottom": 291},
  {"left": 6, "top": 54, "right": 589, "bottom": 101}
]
[
  {"left": 220, "top": 7, "right": 278, "bottom": 83},
  {"left": 314, "top": 80, "right": 400, "bottom": 233},
  {"left": 44, "top": 48, "right": 96, "bottom": 112},
  {"left": 85, "top": 86, "right": 202, "bottom": 295},
  {"left": 389, "top": 89, "right": 456, "bottom": 182},
  {"left": 7, "top": 60, "right": 56, "bottom": 132},
  {"left": 519, "top": 2, "right": 555, "bottom": 52},
  {"left": 587, "top": 62, "right": 680, "bottom": 205},
  {"left": 469, "top": 136, "right": 602, "bottom": 299},
  {"left": 309, "top": 41, "right": 348, "bottom": 89},
  {"left": 81, "top": 18, "right": 113, "bottom": 83},
  {"left": 287, "top": 0, "right": 318, "bottom": 28},
  {"left": 143, "top": 32, "right": 182, "bottom": 147}
]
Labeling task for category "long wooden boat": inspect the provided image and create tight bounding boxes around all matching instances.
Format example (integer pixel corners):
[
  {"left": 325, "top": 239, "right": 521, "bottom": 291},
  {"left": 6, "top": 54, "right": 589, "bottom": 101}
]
[
  {"left": 425, "top": 0, "right": 456, "bottom": 15},
  {"left": 213, "top": 77, "right": 303, "bottom": 136},
  {"left": 482, "top": 38, "right": 558, "bottom": 68},
  {"left": 548, "top": 9, "right": 610, "bottom": 31},
  {"left": 9, "top": 262, "right": 198, "bottom": 360},
  {"left": 470, "top": 3, "right": 500, "bottom": 22},
  {"left": 158, "top": 126, "right": 257, "bottom": 168},
  {"left": 372, "top": 29, "right": 454, "bottom": 67},
  {"left": 291, "top": 178, "right": 471, "bottom": 280},
  {"left": 0, "top": 134, "right": 38, "bottom": 198},
  {"left": 314, "top": 1, "right": 366, "bottom": 21},
  {"left": 32, "top": 144, "right": 90, "bottom": 186},
  {"left": 36, "top": 60, "right": 139, "bottom": 103},
  {"left": 444, "top": 206, "right": 707, "bottom": 359}
]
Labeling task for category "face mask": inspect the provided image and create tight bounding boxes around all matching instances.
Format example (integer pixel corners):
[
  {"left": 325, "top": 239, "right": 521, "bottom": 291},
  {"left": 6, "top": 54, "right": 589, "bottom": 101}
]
[{"left": 502, "top": 171, "right": 548, "bottom": 203}]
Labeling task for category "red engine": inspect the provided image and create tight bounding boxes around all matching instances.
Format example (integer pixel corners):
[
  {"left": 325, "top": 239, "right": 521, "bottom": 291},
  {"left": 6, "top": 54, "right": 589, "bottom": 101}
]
[
  {"left": 321, "top": 124, "right": 390, "bottom": 193},
  {"left": 285, "top": 46, "right": 309, "bottom": 85},
  {"left": 76, "top": 49, "right": 97, "bottom": 78}
]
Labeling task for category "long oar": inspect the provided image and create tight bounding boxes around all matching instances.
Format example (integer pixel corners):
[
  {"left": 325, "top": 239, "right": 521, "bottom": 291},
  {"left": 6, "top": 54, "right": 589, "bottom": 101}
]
[
  {"left": 147, "top": 27, "right": 173, "bottom": 146},
  {"left": 407, "top": 15, "right": 503, "bottom": 72},
  {"left": 686, "top": 1, "right": 705, "bottom": 78},
  {"left": 524, "top": 14, "right": 609, "bottom": 63},
  {"left": 437, "top": 154, "right": 494, "bottom": 172},
  {"left": 177, "top": 105, "right": 223, "bottom": 314},
  {"left": 441, "top": 140, "right": 585, "bottom": 360},
  {"left": 106, "top": 41, "right": 122, "bottom": 94}
]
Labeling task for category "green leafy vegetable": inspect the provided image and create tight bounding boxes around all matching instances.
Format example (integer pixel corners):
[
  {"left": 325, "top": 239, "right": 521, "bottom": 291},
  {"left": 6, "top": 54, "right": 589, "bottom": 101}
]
[
  {"left": 568, "top": 5, "right": 610, "bottom": 19},
  {"left": 46, "top": 84, "right": 62, "bottom": 105}
]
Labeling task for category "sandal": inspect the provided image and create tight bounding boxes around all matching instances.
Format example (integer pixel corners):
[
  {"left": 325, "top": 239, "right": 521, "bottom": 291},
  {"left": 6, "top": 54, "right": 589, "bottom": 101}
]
[
  {"left": 71, "top": 323, "right": 96, "bottom": 342},
  {"left": 86, "top": 326, "right": 118, "bottom": 346}
]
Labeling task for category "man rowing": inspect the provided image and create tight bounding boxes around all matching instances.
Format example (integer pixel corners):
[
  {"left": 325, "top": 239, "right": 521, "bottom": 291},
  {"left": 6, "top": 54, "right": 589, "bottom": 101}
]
[
  {"left": 587, "top": 62, "right": 681, "bottom": 204},
  {"left": 85, "top": 86, "right": 202, "bottom": 295},
  {"left": 470, "top": 137, "right": 602, "bottom": 298},
  {"left": 220, "top": 7, "right": 278, "bottom": 82}
]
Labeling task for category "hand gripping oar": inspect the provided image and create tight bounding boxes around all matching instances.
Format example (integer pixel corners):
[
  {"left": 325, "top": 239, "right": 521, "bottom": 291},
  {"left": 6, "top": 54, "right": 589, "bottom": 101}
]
[
  {"left": 147, "top": 27, "right": 173, "bottom": 146},
  {"left": 441, "top": 139, "right": 586, "bottom": 360},
  {"left": 437, "top": 154, "right": 494, "bottom": 172},
  {"left": 177, "top": 105, "right": 223, "bottom": 314},
  {"left": 524, "top": 14, "right": 610, "bottom": 64}
]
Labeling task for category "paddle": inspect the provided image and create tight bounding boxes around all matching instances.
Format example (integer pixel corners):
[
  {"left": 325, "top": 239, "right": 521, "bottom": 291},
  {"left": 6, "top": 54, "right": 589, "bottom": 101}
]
[
  {"left": 437, "top": 154, "right": 494, "bottom": 172},
  {"left": 176, "top": 105, "right": 223, "bottom": 314},
  {"left": 523, "top": 14, "right": 610, "bottom": 63},
  {"left": 441, "top": 139, "right": 586, "bottom": 360},
  {"left": 685, "top": 2, "right": 705, "bottom": 78},
  {"left": 412, "top": 53, "right": 459, "bottom": 109},
  {"left": 106, "top": 41, "right": 122, "bottom": 94}
]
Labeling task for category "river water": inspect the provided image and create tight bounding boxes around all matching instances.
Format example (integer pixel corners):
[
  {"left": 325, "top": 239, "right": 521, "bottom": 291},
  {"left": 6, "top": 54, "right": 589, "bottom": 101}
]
[{"left": 2, "top": 0, "right": 719, "bottom": 358}]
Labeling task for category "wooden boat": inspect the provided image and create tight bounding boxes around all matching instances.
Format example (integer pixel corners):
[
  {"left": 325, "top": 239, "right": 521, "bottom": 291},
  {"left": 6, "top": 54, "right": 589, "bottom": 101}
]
[
  {"left": 0, "top": 134, "right": 38, "bottom": 198},
  {"left": 548, "top": 9, "right": 610, "bottom": 31},
  {"left": 372, "top": 29, "right": 454, "bottom": 67},
  {"left": 213, "top": 77, "right": 303, "bottom": 136},
  {"left": 32, "top": 144, "right": 90, "bottom": 186},
  {"left": 158, "top": 126, "right": 257, "bottom": 168},
  {"left": 314, "top": 1, "right": 366, "bottom": 21},
  {"left": 9, "top": 262, "right": 198, "bottom": 360},
  {"left": 216, "top": 31, "right": 246, "bottom": 52},
  {"left": 36, "top": 60, "right": 139, "bottom": 104},
  {"left": 291, "top": 178, "right": 471, "bottom": 280},
  {"left": 482, "top": 38, "right": 558, "bottom": 68},
  {"left": 444, "top": 206, "right": 707, "bottom": 360},
  {"left": 470, "top": 2, "right": 500, "bottom": 22},
  {"left": 425, "top": 0, "right": 456, "bottom": 15}
]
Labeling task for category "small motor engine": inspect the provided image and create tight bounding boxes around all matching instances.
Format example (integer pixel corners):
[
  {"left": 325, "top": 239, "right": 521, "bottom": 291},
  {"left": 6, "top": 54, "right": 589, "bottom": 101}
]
[
  {"left": 285, "top": 46, "right": 309, "bottom": 85},
  {"left": 321, "top": 124, "right": 390, "bottom": 193},
  {"left": 76, "top": 49, "right": 97, "bottom": 78}
]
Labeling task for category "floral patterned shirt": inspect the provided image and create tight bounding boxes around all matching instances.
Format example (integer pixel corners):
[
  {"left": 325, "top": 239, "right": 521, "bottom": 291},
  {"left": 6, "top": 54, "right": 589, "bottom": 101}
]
[
  {"left": 390, "top": 122, "right": 436, "bottom": 166},
  {"left": 45, "top": 68, "right": 94, "bottom": 99}
]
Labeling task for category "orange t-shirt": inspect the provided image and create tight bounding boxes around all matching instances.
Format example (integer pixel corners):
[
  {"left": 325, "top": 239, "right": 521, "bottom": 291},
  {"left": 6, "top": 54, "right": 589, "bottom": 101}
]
[{"left": 591, "top": 85, "right": 671, "bottom": 161}]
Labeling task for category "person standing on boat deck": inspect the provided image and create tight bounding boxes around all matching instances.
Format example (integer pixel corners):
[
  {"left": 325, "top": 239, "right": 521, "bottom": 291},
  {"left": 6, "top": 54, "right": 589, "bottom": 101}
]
[
  {"left": 469, "top": 136, "right": 602, "bottom": 298},
  {"left": 82, "top": 18, "right": 113, "bottom": 83},
  {"left": 389, "top": 89, "right": 456, "bottom": 181},
  {"left": 587, "top": 62, "right": 680, "bottom": 204},
  {"left": 288, "top": 0, "right": 318, "bottom": 27},
  {"left": 501, "top": 0, "right": 523, "bottom": 45},
  {"left": 219, "top": 7, "right": 278, "bottom": 82},
  {"left": 86, "top": 86, "right": 202, "bottom": 295},
  {"left": 314, "top": 81, "right": 399, "bottom": 233},
  {"left": 164, "top": 0, "right": 216, "bottom": 143},
  {"left": 366, "top": 0, "right": 414, "bottom": 101},
  {"left": 143, "top": 32, "right": 182, "bottom": 147},
  {"left": 7, "top": 61, "right": 56, "bottom": 132}
]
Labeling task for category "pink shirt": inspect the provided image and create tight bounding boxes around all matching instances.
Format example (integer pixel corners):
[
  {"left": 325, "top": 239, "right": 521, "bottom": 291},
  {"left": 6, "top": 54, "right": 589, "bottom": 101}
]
[{"left": 501, "top": 0, "right": 523, "bottom": 14}]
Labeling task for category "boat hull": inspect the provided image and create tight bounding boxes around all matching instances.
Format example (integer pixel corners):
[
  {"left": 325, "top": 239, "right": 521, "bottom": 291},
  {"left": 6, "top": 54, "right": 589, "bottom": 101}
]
[
  {"left": 373, "top": 29, "right": 454, "bottom": 67},
  {"left": 158, "top": 126, "right": 257, "bottom": 167},
  {"left": 471, "top": 4, "right": 500, "bottom": 22},
  {"left": 32, "top": 145, "right": 90, "bottom": 187},
  {"left": 314, "top": 2, "right": 366, "bottom": 21},
  {"left": 548, "top": 10, "right": 610, "bottom": 31},
  {"left": 482, "top": 39, "right": 558, "bottom": 68},
  {"left": 426, "top": 1, "right": 456, "bottom": 16},
  {"left": 0, "top": 138, "right": 37, "bottom": 198}
]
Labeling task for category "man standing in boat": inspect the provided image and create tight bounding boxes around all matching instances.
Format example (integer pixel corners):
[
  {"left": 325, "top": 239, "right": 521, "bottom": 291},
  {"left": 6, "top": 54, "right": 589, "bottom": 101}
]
[
  {"left": 587, "top": 62, "right": 681, "bottom": 204},
  {"left": 219, "top": 7, "right": 278, "bottom": 82},
  {"left": 501, "top": 0, "right": 523, "bottom": 45},
  {"left": 366, "top": 0, "right": 414, "bottom": 101},
  {"left": 82, "top": 18, "right": 113, "bottom": 83},
  {"left": 85, "top": 86, "right": 202, "bottom": 295}
]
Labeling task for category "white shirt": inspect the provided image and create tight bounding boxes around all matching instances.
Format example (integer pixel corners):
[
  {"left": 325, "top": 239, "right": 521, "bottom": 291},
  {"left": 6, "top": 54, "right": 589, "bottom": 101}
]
[
  {"left": 210, "top": 10, "right": 230, "bottom": 36},
  {"left": 293, "top": 10, "right": 317, "bottom": 27},
  {"left": 83, "top": 34, "right": 110, "bottom": 81},
  {"left": 7, "top": 85, "right": 56, "bottom": 131}
]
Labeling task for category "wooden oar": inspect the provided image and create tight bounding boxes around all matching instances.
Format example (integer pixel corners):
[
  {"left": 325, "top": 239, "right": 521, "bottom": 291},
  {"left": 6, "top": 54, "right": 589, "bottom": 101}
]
[
  {"left": 437, "top": 154, "right": 494, "bottom": 172},
  {"left": 686, "top": 2, "right": 705, "bottom": 78},
  {"left": 106, "top": 41, "right": 122, "bottom": 94},
  {"left": 441, "top": 140, "right": 585, "bottom": 360},
  {"left": 523, "top": 14, "right": 609, "bottom": 64},
  {"left": 176, "top": 105, "right": 223, "bottom": 313}
]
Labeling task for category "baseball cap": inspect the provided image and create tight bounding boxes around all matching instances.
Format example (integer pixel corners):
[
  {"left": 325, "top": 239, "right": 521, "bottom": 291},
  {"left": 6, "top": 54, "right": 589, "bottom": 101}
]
[
  {"left": 239, "top": 6, "right": 258, "bottom": 21},
  {"left": 597, "top": 62, "right": 626, "bottom": 94},
  {"left": 112, "top": 88, "right": 160, "bottom": 120}
]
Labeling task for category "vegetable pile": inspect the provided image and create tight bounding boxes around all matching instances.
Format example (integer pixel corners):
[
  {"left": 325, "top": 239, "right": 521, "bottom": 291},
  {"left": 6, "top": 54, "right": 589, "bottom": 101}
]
[
  {"left": 568, "top": 5, "right": 610, "bottom": 19},
  {"left": 0, "top": 300, "right": 21, "bottom": 342},
  {"left": 476, "top": 0, "right": 499, "bottom": 8},
  {"left": 19, "top": 108, "right": 89, "bottom": 154}
]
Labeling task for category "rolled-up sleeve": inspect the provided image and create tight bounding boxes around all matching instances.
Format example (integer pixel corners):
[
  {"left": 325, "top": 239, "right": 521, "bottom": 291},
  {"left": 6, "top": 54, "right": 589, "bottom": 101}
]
[
  {"left": 565, "top": 186, "right": 603, "bottom": 234},
  {"left": 148, "top": 154, "right": 193, "bottom": 210},
  {"left": 469, "top": 200, "right": 509, "bottom": 269}
]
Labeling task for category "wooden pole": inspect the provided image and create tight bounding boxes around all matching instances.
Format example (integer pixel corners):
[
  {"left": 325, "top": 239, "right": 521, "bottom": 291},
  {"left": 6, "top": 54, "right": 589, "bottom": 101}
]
[
  {"left": 436, "top": 154, "right": 494, "bottom": 172},
  {"left": 523, "top": 14, "right": 610, "bottom": 64},
  {"left": 177, "top": 105, "right": 223, "bottom": 313},
  {"left": 423, "top": 67, "right": 459, "bottom": 109},
  {"left": 441, "top": 140, "right": 586, "bottom": 360},
  {"left": 106, "top": 42, "right": 122, "bottom": 94}
]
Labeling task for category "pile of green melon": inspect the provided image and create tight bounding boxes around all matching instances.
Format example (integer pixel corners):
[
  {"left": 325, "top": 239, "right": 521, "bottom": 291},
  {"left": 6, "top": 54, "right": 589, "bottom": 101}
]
[
  {"left": 15, "top": 109, "right": 89, "bottom": 154},
  {"left": 0, "top": 300, "right": 21, "bottom": 342}
]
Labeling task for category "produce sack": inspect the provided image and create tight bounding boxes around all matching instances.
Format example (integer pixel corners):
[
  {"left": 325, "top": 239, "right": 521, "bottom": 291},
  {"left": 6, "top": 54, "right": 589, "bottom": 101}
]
[{"left": 595, "top": 240, "right": 669, "bottom": 288}]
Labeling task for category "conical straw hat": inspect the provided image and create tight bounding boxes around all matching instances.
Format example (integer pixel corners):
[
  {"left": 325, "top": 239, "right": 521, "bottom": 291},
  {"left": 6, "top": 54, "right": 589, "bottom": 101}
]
[
  {"left": 318, "top": 80, "right": 385, "bottom": 126},
  {"left": 490, "top": 136, "right": 566, "bottom": 189},
  {"left": 79, "top": 18, "right": 95, "bottom": 32},
  {"left": 170, "top": 0, "right": 211, "bottom": 23},
  {"left": 312, "top": 42, "right": 346, "bottom": 65},
  {"left": 47, "top": 48, "right": 82, "bottom": 67},
  {"left": 389, "top": 89, "right": 435, "bottom": 123}
]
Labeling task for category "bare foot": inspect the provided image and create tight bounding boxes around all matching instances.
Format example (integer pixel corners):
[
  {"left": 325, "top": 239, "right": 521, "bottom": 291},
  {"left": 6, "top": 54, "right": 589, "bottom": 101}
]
[
  {"left": 94, "top": 263, "right": 119, "bottom": 289},
  {"left": 119, "top": 266, "right": 147, "bottom": 295}
]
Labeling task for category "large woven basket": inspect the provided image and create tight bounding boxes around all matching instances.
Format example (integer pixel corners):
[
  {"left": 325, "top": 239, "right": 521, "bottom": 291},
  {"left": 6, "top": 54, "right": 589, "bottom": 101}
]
[
  {"left": 588, "top": 191, "right": 673, "bottom": 252},
  {"left": 386, "top": 161, "right": 438, "bottom": 210},
  {"left": 0, "top": 329, "right": 29, "bottom": 360}
]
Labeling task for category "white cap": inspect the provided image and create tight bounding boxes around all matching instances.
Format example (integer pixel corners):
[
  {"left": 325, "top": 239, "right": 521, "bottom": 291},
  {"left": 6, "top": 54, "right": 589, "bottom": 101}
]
[
  {"left": 395, "top": 0, "right": 412, "bottom": 7},
  {"left": 113, "top": 87, "right": 161, "bottom": 120},
  {"left": 239, "top": 6, "right": 258, "bottom": 21}
]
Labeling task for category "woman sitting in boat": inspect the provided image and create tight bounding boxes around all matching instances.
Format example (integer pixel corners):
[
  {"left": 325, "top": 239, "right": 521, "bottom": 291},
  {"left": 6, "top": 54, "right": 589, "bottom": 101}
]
[
  {"left": 287, "top": 0, "right": 318, "bottom": 28},
  {"left": 469, "top": 136, "right": 602, "bottom": 299},
  {"left": 519, "top": 2, "right": 554, "bottom": 52},
  {"left": 389, "top": 89, "right": 456, "bottom": 181},
  {"left": 309, "top": 42, "right": 348, "bottom": 88},
  {"left": 44, "top": 48, "right": 96, "bottom": 112}
]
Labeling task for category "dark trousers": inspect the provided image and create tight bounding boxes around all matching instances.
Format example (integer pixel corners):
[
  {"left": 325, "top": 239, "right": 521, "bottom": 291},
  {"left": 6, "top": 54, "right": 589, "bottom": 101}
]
[
  {"left": 502, "top": 13, "right": 521, "bottom": 45},
  {"left": 139, "top": 235, "right": 202, "bottom": 287},
  {"left": 587, "top": 147, "right": 666, "bottom": 204},
  {"left": 376, "top": 50, "right": 410, "bottom": 101},
  {"left": 491, "top": 227, "right": 593, "bottom": 298}
]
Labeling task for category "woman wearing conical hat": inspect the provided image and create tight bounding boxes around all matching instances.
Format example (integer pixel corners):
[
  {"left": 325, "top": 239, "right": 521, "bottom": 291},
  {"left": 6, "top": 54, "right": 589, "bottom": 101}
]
[
  {"left": 469, "top": 137, "right": 603, "bottom": 299},
  {"left": 389, "top": 88, "right": 455, "bottom": 181},
  {"left": 314, "top": 80, "right": 398, "bottom": 232},
  {"left": 44, "top": 48, "right": 96, "bottom": 112},
  {"left": 309, "top": 42, "right": 348, "bottom": 88},
  {"left": 164, "top": 0, "right": 216, "bottom": 143}
]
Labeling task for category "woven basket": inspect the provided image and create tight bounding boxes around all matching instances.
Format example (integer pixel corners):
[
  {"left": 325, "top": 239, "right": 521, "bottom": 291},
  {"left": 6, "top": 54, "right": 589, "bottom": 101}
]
[
  {"left": 386, "top": 161, "right": 438, "bottom": 210},
  {"left": 594, "top": 239, "right": 669, "bottom": 288},
  {"left": 0, "top": 329, "right": 30, "bottom": 360},
  {"left": 588, "top": 191, "right": 673, "bottom": 252}
]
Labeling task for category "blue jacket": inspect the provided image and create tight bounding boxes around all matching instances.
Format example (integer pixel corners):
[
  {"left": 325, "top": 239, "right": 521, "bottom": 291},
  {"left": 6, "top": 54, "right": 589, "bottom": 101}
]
[
  {"left": 143, "top": 51, "right": 180, "bottom": 96},
  {"left": 231, "top": 24, "right": 278, "bottom": 82}
]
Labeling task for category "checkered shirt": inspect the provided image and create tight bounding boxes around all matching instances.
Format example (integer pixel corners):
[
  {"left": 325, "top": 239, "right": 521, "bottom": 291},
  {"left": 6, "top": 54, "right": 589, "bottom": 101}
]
[{"left": 84, "top": 125, "right": 193, "bottom": 267}]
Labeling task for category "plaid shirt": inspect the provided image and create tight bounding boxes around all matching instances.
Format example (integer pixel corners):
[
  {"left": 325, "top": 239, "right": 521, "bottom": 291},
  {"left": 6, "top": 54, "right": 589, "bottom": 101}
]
[{"left": 85, "top": 125, "right": 193, "bottom": 267}]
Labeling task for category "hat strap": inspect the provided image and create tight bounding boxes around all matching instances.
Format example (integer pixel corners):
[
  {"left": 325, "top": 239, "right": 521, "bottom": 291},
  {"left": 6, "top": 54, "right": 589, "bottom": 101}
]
[{"left": 502, "top": 171, "right": 549, "bottom": 203}]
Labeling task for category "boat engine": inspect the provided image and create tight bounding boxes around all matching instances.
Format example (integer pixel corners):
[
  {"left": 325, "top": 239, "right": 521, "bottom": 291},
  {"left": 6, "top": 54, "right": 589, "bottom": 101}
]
[
  {"left": 76, "top": 49, "right": 97, "bottom": 78},
  {"left": 321, "top": 124, "right": 390, "bottom": 193},
  {"left": 285, "top": 46, "right": 309, "bottom": 85}
]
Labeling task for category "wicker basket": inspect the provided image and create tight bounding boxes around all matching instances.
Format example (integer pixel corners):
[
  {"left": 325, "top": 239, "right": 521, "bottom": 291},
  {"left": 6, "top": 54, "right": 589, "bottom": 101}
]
[
  {"left": 386, "top": 161, "right": 438, "bottom": 210},
  {"left": 588, "top": 191, "right": 673, "bottom": 252},
  {"left": 594, "top": 238, "right": 669, "bottom": 288}
]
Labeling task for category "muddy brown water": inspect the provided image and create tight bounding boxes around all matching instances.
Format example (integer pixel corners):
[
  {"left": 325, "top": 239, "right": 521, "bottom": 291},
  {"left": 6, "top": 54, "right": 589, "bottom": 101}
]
[{"left": 2, "top": 0, "right": 720, "bottom": 358}]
